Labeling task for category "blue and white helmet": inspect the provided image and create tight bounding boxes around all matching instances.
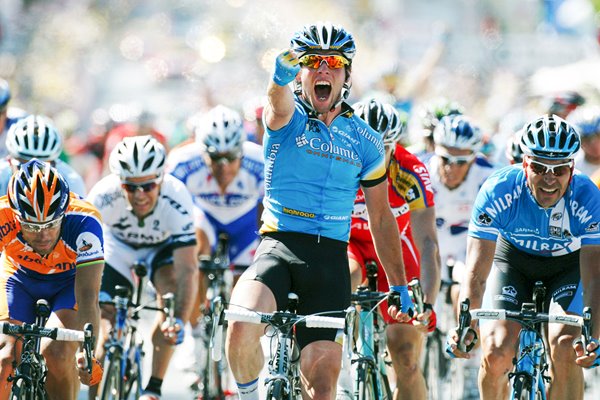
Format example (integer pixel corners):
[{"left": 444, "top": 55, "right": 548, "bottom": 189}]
[
  {"left": 567, "top": 105, "right": 600, "bottom": 138},
  {"left": 195, "top": 105, "right": 245, "bottom": 156},
  {"left": 290, "top": 21, "right": 356, "bottom": 61},
  {"left": 520, "top": 114, "right": 580, "bottom": 160},
  {"left": 433, "top": 115, "right": 482, "bottom": 151}
]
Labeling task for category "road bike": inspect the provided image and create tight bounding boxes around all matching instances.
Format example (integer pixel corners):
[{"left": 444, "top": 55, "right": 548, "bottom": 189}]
[
  {"left": 215, "top": 293, "right": 346, "bottom": 399},
  {"left": 2, "top": 299, "right": 95, "bottom": 400},
  {"left": 457, "top": 281, "right": 592, "bottom": 400},
  {"left": 98, "top": 260, "right": 176, "bottom": 400},
  {"left": 192, "top": 232, "right": 235, "bottom": 399},
  {"left": 346, "top": 260, "right": 393, "bottom": 400}
]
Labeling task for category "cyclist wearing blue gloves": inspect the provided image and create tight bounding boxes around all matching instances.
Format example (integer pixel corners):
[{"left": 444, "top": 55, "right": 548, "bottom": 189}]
[
  {"left": 87, "top": 136, "right": 198, "bottom": 400},
  {"left": 225, "top": 21, "right": 414, "bottom": 399},
  {"left": 446, "top": 115, "right": 600, "bottom": 400}
]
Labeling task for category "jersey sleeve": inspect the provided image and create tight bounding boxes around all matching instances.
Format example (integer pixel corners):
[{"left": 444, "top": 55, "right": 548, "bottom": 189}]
[
  {"left": 165, "top": 180, "right": 197, "bottom": 249},
  {"left": 468, "top": 170, "right": 506, "bottom": 241},
  {"left": 390, "top": 147, "right": 435, "bottom": 210},
  {"left": 71, "top": 204, "right": 105, "bottom": 267},
  {"left": 574, "top": 177, "right": 600, "bottom": 246},
  {"left": 264, "top": 102, "right": 308, "bottom": 139},
  {"left": 357, "top": 121, "right": 386, "bottom": 186}
]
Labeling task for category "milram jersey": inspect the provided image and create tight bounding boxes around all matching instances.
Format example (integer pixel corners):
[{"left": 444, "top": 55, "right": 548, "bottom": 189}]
[
  {"left": 469, "top": 166, "right": 600, "bottom": 256},
  {"left": 424, "top": 153, "right": 495, "bottom": 264},
  {"left": 262, "top": 101, "right": 386, "bottom": 242},
  {"left": 166, "top": 141, "right": 264, "bottom": 262},
  {"left": 86, "top": 174, "right": 196, "bottom": 249},
  {"left": 351, "top": 144, "right": 435, "bottom": 242},
  {"left": 0, "top": 194, "right": 104, "bottom": 277}
]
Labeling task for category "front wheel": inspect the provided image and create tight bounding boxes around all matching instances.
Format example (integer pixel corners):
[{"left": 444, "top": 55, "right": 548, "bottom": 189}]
[
  {"left": 10, "top": 377, "right": 33, "bottom": 400},
  {"left": 356, "top": 365, "right": 377, "bottom": 400},
  {"left": 266, "top": 379, "right": 287, "bottom": 400},
  {"left": 511, "top": 374, "right": 534, "bottom": 400},
  {"left": 100, "top": 348, "right": 123, "bottom": 400}
]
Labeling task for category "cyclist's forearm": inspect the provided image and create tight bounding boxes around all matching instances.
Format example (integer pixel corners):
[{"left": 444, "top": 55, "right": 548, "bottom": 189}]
[
  {"left": 580, "top": 245, "right": 600, "bottom": 338},
  {"left": 174, "top": 262, "right": 199, "bottom": 322},
  {"left": 459, "top": 237, "right": 495, "bottom": 317},
  {"left": 418, "top": 235, "right": 441, "bottom": 304}
]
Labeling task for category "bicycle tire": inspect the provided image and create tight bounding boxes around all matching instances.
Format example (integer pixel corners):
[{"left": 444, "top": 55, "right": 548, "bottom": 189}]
[
  {"left": 100, "top": 347, "right": 123, "bottom": 400},
  {"left": 423, "top": 333, "right": 444, "bottom": 400},
  {"left": 10, "top": 377, "right": 33, "bottom": 400},
  {"left": 266, "top": 379, "right": 286, "bottom": 400},
  {"left": 356, "top": 365, "right": 377, "bottom": 400},
  {"left": 123, "top": 353, "right": 142, "bottom": 399},
  {"left": 512, "top": 374, "right": 534, "bottom": 400}
]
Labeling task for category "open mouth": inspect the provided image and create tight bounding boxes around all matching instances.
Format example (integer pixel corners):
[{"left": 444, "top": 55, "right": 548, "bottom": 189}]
[{"left": 314, "top": 81, "right": 331, "bottom": 102}]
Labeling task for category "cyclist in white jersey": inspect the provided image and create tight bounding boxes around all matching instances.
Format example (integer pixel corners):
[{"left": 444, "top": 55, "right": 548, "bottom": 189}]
[
  {"left": 166, "top": 104, "right": 264, "bottom": 339},
  {"left": 87, "top": 136, "right": 198, "bottom": 400},
  {"left": 0, "top": 115, "right": 86, "bottom": 196},
  {"left": 423, "top": 114, "right": 495, "bottom": 284},
  {"left": 447, "top": 114, "right": 600, "bottom": 399},
  {"left": 568, "top": 105, "right": 600, "bottom": 176}
]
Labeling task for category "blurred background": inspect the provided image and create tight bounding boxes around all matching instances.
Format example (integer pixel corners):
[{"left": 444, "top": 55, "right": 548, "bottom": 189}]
[{"left": 1, "top": 0, "right": 600, "bottom": 178}]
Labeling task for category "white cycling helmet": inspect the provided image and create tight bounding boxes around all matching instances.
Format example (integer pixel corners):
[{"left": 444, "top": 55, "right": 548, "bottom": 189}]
[
  {"left": 6, "top": 115, "right": 63, "bottom": 161},
  {"left": 109, "top": 135, "right": 166, "bottom": 179},
  {"left": 195, "top": 105, "right": 246, "bottom": 156},
  {"left": 433, "top": 115, "right": 482, "bottom": 151},
  {"left": 520, "top": 114, "right": 580, "bottom": 160}
]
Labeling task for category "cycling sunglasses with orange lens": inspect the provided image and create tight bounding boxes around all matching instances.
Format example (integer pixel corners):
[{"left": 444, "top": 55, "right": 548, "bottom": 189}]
[
  {"left": 527, "top": 159, "right": 573, "bottom": 177},
  {"left": 299, "top": 54, "right": 349, "bottom": 69}
]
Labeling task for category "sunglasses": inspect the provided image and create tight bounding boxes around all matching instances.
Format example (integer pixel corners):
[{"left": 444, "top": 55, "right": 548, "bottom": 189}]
[
  {"left": 298, "top": 54, "right": 349, "bottom": 69},
  {"left": 436, "top": 150, "right": 476, "bottom": 166},
  {"left": 527, "top": 159, "right": 573, "bottom": 177},
  {"left": 121, "top": 180, "right": 160, "bottom": 193},
  {"left": 208, "top": 152, "right": 240, "bottom": 163},
  {"left": 18, "top": 216, "right": 63, "bottom": 233}
]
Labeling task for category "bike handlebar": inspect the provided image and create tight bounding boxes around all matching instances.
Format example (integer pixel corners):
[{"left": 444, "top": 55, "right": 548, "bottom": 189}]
[
  {"left": 224, "top": 309, "right": 345, "bottom": 329},
  {"left": 469, "top": 309, "right": 585, "bottom": 327}
]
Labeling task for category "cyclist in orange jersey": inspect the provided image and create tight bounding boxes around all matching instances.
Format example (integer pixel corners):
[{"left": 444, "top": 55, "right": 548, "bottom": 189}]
[{"left": 0, "top": 159, "right": 104, "bottom": 399}]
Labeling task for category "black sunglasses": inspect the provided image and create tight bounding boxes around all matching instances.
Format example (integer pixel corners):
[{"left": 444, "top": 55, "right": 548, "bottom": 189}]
[
  {"left": 209, "top": 152, "right": 240, "bottom": 163},
  {"left": 121, "top": 181, "right": 159, "bottom": 193}
]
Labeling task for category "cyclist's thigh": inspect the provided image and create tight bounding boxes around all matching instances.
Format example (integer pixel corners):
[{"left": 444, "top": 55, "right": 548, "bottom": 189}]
[
  {"left": 300, "top": 340, "right": 343, "bottom": 390},
  {"left": 239, "top": 234, "right": 291, "bottom": 310},
  {"left": 0, "top": 270, "right": 72, "bottom": 323},
  {"left": 482, "top": 261, "right": 531, "bottom": 312},
  {"left": 545, "top": 258, "right": 582, "bottom": 341}
]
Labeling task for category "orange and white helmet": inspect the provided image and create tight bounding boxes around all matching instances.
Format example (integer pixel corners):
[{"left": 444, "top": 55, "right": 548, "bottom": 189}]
[{"left": 8, "top": 159, "right": 70, "bottom": 223}]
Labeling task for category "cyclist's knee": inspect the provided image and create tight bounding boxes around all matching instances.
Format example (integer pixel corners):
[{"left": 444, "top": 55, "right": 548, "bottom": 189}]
[
  {"left": 226, "top": 321, "right": 262, "bottom": 353},
  {"left": 481, "top": 342, "right": 512, "bottom": 376},
  {"left": 43, "top": 343, "right": 75, "bottom": 375},
  {"left": 549, "top": 332, "right": 578, "bottom": 363}
]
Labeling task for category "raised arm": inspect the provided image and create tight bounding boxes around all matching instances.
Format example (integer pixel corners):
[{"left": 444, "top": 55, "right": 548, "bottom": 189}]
[{"left": 264, "top": 50, "right": 300, "bottom": 131}]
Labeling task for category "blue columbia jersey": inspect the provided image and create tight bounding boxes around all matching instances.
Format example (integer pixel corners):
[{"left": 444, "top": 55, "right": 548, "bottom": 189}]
[
  {"left": 261, "top": 100, "right": 387, "bottom": 242},
  {"left": 469, "top": 165, "right": 600, "bottom": 256}
]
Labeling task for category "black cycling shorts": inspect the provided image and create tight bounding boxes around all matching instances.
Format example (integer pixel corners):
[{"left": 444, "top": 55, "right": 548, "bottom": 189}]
[
  {"left": 246, "top": 232, "right": 350, "bottom": 349},
  {"left": 484, "top": 237, "right": 582, "bottom": 314}
]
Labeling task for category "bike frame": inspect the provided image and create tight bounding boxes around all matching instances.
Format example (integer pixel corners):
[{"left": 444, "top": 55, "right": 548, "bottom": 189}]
[{"left": 351, "top": 261, "right": 392, "bottom": 399}]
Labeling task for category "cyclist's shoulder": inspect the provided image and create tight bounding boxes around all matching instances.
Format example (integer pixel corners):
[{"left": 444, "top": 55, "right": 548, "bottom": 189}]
[
  {"left": 479, "top": 165, "right": 523, "bottom": 192},
  {"left": 66, "top": 194, "right": 103, "bottom": 222}
]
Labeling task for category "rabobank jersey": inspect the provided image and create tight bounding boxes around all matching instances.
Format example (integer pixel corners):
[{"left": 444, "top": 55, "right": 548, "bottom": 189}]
[
  {"left": 0, "top": 194, "right": 104, "bottom": 276},
  {"left": 86, "top": 174, "right": 196, "bottom": 249},
  {"left": 424, "top": 153, "right": 495, "bottom": 264},
  {"left": 469, "top": 166, "right": 600, "bottom": 256},
  {"left": 166, "top": 141, "right": 264, "bottom": 264},
  {"left": 262, "top": 100, "right": 386, "bottom": 242},
  {"left": 351, "top": 144, "right": 435, "bottom": 243},
  {"left": 0, "top": 158, "right": 87, "bottom": 197}
]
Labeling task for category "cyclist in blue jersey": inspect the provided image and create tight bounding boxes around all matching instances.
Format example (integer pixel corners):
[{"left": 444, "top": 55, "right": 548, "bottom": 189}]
[
  {"left": 225, "top": 21, "right": 414, "bottom": 400},
  {"left": 446, "top": 114, "right": 600, "bottom": 400}
]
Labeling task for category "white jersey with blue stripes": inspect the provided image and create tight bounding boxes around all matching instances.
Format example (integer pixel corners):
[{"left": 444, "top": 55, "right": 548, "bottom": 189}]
[
  {"left": 469, "top": 165, "right": 600, "bottom": 256},
  {"left": 166, "top": 140, "right": 264, "bottom": 265},
  {"left": 424, "top": 153, "right": 496, "bottom": 266}
]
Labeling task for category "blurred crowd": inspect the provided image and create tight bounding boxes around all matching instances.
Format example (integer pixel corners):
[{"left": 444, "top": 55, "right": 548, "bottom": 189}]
[{"left": 1, "top": 0, "right": 600, "bottom": 189}]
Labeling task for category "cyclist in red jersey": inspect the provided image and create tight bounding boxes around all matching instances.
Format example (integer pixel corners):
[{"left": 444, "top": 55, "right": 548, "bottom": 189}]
[
  {"left": 0, "top": 159, "right": 104, "bottom": 399},
  {"left": 348, "top": 99, "right": 440, "bottom": 400}
]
